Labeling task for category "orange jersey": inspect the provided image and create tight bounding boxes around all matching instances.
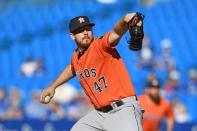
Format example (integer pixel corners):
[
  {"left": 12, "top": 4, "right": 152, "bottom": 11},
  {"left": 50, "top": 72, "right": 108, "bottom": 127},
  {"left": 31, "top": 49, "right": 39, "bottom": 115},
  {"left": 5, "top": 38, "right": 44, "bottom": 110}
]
[
  {"left": 139, "top": 94, "right": 174, "bottom": 131},
  {"left": 71, "top": 32, "right": 136, "bottom": 109}
]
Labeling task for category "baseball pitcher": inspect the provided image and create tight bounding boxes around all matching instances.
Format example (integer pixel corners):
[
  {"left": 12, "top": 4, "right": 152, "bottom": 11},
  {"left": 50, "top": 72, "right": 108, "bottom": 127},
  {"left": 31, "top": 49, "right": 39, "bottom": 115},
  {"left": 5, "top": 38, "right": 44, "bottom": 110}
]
[{"left": 40, "top": 12, "right": 144, "bottom": 131}]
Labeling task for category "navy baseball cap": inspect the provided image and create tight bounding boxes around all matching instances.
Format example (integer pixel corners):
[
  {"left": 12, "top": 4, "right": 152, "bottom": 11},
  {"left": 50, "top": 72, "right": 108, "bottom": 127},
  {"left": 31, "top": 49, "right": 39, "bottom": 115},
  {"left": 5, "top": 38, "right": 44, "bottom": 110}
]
[
  {"left": 69, "top": 16, "right": 95, "bottom": 33},
  {"left": 146, "top": 79, "right": 160, "bottom": 88}
]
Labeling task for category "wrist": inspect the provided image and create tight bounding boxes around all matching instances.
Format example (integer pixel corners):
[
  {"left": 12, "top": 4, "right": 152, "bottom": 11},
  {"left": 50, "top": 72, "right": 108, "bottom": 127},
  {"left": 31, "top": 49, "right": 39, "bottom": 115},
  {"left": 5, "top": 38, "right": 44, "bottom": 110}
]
[{"left": 48, "top": 84, "right": 57, "bottom": 90}]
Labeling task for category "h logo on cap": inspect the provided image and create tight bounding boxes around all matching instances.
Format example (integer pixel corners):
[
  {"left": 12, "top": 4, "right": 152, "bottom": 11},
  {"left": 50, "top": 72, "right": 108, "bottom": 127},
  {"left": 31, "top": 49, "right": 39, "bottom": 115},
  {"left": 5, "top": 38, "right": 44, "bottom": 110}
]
[
  {"left": 78, "top": 17, "right": 85, "bottom": 23},
  {"left": 69, "top": 16, "right": 95, "bottom": 33}
]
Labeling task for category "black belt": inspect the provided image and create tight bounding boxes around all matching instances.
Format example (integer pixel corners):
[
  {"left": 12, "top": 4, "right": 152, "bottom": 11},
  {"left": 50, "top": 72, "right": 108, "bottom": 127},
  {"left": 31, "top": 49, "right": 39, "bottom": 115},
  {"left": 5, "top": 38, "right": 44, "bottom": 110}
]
[
  {"left": 97, "top": 100, "right": 124, "bottom": 113},
  {"left": 97, "top": 96, "right": 138, "bottom": 113}
]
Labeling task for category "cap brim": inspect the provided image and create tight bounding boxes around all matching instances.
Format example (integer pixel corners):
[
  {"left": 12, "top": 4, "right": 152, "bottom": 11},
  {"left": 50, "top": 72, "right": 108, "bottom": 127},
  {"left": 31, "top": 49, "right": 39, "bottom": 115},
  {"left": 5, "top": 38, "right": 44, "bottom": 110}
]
[{"left": 71, "top": 23, "right": 95, "bottom": 33}]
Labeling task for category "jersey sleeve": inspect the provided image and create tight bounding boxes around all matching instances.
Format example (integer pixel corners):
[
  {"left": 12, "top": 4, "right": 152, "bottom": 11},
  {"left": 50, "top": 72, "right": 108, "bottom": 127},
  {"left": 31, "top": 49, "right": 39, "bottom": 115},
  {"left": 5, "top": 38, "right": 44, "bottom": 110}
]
[
  {"left": 165, "top": 102, "right": 174, "bottom": 119},
  {"left": 70, "top": 53, "right": 76, "bottom": 75},
  {"left": 95, "top": 32, "right": 120, "bottom": 58},
  {"left": 98, "top": 32, "right": 114, "bottom": 50},
  {"left": 71, "top": 62, "right": 76, "bottom": 75}
]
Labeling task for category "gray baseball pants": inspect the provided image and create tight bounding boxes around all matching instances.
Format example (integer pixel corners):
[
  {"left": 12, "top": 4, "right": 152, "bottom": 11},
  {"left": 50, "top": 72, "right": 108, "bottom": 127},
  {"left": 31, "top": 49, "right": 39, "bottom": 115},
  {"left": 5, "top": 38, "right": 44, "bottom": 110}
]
[{"left": 71, "top": 96, "right": 144, "bottom": 131}]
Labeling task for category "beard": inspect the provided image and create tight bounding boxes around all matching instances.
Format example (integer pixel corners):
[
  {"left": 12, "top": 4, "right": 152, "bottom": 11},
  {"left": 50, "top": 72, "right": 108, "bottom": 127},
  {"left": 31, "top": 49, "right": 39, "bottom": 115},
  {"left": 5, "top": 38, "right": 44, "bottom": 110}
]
[
  {"left": 76, "top": 37, "right": 93, "bottom": 50},
  {"left": 148, "top": 94, "right": 161, "bottom": 105}
]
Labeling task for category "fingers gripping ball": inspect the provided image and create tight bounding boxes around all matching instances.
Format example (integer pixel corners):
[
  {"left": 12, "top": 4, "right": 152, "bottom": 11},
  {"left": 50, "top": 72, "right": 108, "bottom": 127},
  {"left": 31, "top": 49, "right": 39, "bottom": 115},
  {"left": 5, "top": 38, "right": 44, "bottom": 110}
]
[{"left": 44, "top": 96, "right": 51, "bottom": 103}]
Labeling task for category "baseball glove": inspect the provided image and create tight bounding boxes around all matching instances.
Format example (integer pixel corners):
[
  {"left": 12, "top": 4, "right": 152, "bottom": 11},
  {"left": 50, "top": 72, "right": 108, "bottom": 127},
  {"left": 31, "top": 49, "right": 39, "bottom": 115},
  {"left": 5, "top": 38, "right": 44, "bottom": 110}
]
[{"left": 127, "top": 12, "right": 145, "bottom": 51}]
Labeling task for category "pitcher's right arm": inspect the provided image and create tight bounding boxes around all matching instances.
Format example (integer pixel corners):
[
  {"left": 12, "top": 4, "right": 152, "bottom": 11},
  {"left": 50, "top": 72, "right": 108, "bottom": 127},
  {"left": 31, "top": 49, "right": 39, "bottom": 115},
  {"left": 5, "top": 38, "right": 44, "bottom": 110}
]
[{"left": 40, "top": 64, "right": 75, "bottom": 104}]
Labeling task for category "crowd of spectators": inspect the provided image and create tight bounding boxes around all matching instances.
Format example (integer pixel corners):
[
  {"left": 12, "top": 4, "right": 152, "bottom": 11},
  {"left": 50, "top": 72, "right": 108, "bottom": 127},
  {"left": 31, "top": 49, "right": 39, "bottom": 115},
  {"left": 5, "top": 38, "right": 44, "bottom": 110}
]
[
  {"left": 0, "top": 85, "right": 92, "bottom": 121},
  {"left": 0, "top": 36, "right": 197, "bottom": 123}
]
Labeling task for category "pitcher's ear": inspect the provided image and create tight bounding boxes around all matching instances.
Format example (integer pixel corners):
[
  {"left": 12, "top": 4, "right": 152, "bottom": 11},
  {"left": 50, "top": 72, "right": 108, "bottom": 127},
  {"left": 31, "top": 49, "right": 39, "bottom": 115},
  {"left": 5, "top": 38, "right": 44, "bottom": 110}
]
[{"left": 70, "top": 33, "right": 75, "bottom": 40}]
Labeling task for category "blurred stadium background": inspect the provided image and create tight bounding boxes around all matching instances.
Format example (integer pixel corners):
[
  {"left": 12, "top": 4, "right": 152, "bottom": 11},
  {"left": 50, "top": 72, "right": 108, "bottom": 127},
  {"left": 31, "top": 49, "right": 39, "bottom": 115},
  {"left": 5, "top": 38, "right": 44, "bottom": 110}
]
[{"left": 0, "top": 0, "right": 197, "bottom": 130}]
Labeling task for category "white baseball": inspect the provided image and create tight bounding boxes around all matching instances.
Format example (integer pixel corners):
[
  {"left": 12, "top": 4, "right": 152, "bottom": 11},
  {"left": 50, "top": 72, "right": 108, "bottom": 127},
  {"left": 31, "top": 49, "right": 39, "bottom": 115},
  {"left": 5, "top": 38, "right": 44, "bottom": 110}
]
[{"left": 44, "top": 96, "right": 51, "bottom": 103}]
